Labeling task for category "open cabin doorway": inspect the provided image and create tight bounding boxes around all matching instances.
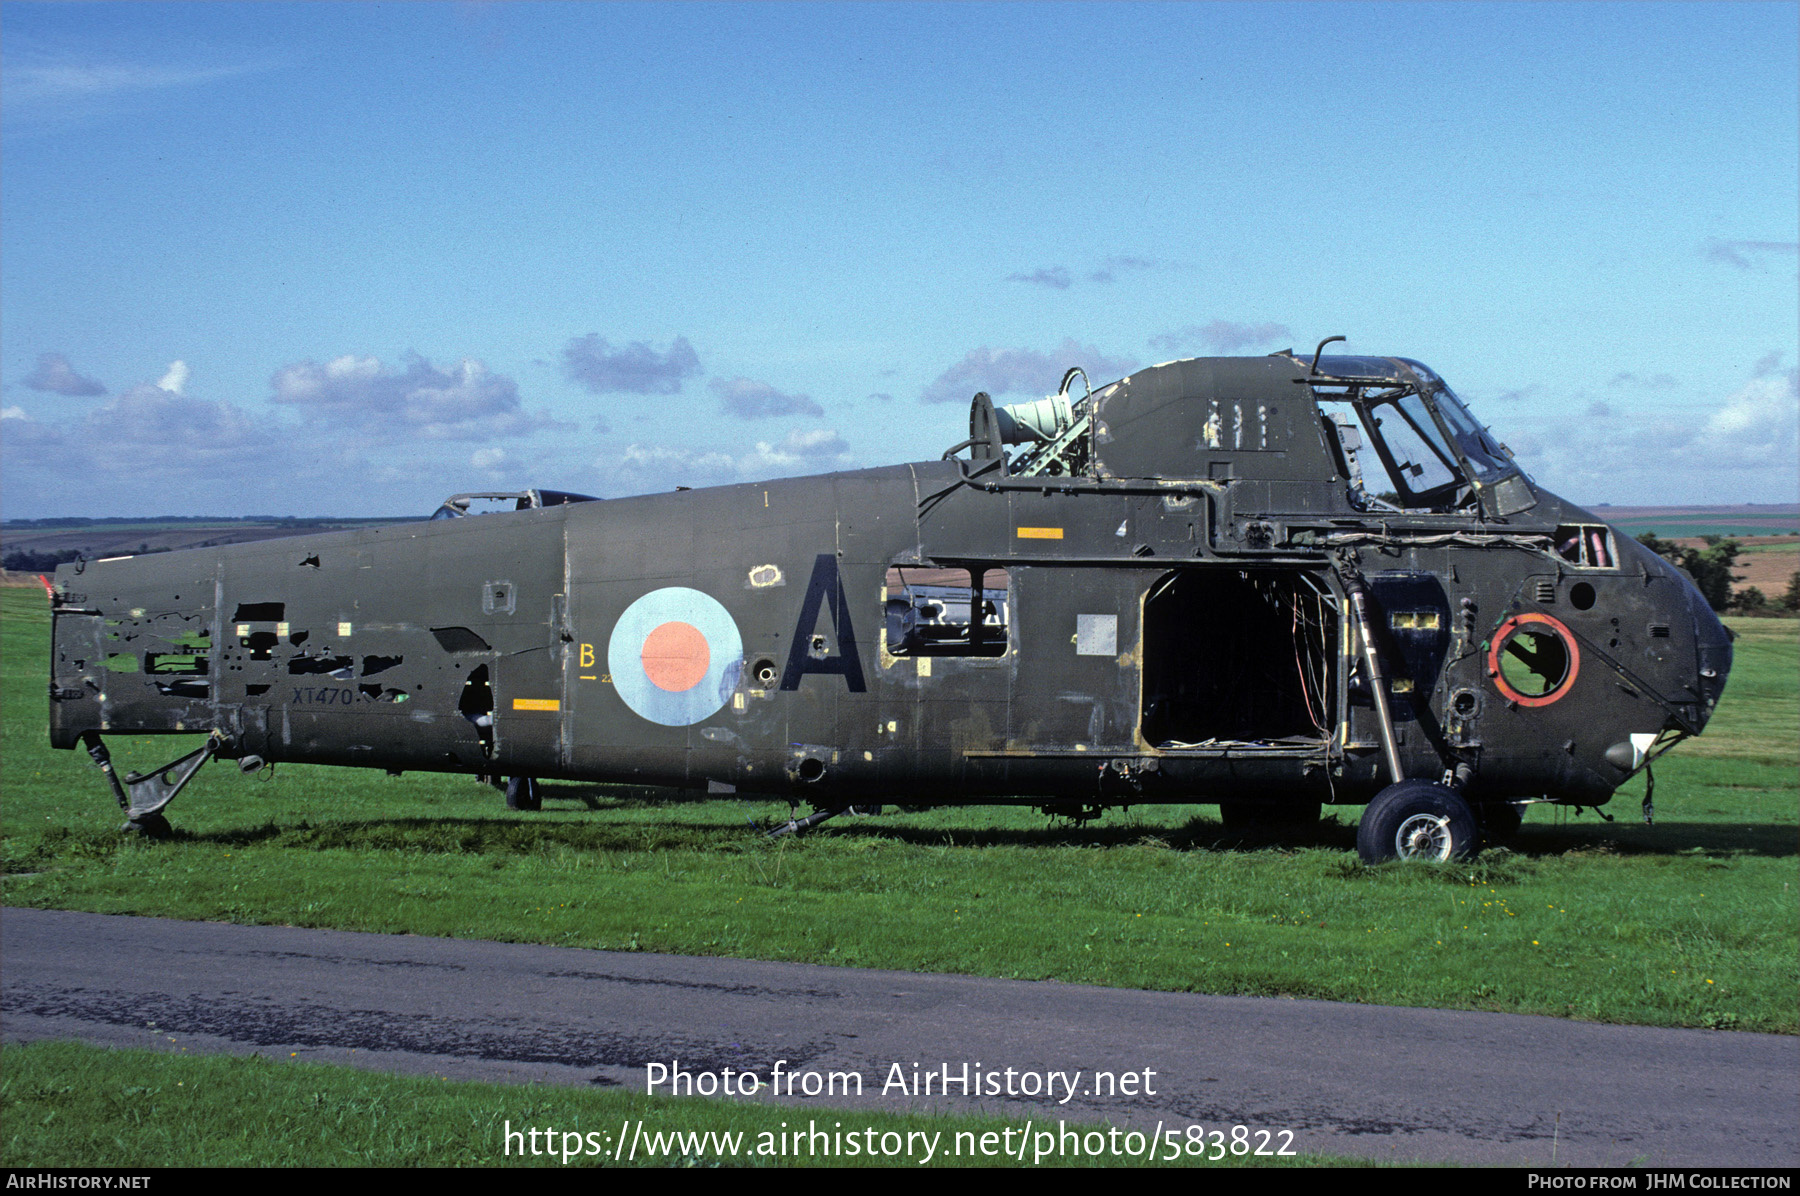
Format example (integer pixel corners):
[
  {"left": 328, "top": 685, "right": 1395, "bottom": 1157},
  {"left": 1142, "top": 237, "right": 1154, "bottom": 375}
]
[{"left": 1141, "top": 568, "right": 1337, "bottom": 747}]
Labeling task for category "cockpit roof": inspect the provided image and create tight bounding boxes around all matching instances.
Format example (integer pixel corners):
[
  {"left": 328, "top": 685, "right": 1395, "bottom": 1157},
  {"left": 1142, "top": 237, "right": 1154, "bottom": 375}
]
[{"left": 1281, "top": 354, "right": 1444, "bottom": 388}]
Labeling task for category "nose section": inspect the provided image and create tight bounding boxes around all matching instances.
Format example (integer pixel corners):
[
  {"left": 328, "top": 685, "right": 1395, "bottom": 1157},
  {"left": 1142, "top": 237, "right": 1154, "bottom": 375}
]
[
  {"left": 1690, "top": 590, "right": 1733, "bottom": 731},
  {"left": 1613, "top": 529, "right": 1733, "bottom": 737}
]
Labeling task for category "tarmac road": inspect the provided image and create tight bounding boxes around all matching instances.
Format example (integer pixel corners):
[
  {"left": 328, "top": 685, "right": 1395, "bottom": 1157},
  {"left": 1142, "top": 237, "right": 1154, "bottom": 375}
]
[{"left": 3, "top": 906, "right": 1793, "bottom": 1168}]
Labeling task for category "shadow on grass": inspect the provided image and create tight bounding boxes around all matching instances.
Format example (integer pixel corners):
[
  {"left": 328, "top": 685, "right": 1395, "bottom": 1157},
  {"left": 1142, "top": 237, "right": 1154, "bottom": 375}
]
[
  {"left": 22, "top": 803, "right": 1791, "bottom": 865},
  {"left": 1503, "top": 820, "right": 1796, "bottom": 859},
  {"left": 174, "top": 816, "right": 763, "bottom": 855}
]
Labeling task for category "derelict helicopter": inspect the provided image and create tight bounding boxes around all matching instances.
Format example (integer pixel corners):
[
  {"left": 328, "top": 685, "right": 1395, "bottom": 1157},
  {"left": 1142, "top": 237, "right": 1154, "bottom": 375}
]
[{"left": 46, "top": 338, "right": 1732, "bottom": 862}]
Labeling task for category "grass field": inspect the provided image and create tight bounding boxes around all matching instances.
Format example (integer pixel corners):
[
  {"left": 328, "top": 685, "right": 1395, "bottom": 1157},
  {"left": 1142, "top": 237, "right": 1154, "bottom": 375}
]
[{"left": 4, "top": 588, "right": 1795, "bottom": 1036}]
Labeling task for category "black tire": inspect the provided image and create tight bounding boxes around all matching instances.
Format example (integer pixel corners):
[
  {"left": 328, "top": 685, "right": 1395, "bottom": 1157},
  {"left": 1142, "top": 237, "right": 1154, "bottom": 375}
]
[
  {"left": 1356, "top": 779, "right": 1479, "bottom": 863},
  {"left": 1219, "top": 801, "right": 1321, "bottom": 830},
  {"left": 505, "top": 776, "right": 542, "bottom": 811},
  {"left": 1475, "top": 800, "right": 1524, "bottom": 841}
]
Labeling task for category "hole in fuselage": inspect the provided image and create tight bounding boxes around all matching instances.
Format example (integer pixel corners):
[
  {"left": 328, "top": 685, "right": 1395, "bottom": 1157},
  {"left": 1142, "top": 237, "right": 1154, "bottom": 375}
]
[
  {"left": 457, "top": 664, "right": 495, "bottom": 758},
  {"left": 1141, "top": 568, "right": 1336, "bottom": 746},
  {"left": 1499, "top": 628, "right": 1571, "bottom": 696}
]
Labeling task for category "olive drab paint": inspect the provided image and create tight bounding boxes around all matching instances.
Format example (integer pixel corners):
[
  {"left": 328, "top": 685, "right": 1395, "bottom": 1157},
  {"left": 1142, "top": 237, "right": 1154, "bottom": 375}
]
[{"left": 46, "top": 348, "right": 1734, "bottom": 862}]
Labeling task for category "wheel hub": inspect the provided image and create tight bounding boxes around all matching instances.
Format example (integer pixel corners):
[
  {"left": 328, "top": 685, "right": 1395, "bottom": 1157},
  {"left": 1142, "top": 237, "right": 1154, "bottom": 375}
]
[{"left": 1395, "top": 813, "right": 1452, "bottom": 861}]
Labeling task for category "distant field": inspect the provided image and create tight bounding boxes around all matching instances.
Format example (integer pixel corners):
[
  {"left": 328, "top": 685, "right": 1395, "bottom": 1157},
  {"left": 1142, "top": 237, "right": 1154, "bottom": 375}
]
[
  {"left": 1676, "top": 537, "right": 1800, "bottom": 599},
  {"left": 3, "top": 588, "right": 1794, "bottom": 1034},
  {"left": 1596, "top": 504, "right": 1800, "bottom": 538},
  {"left": 0, "top": 517, "right": 415, "bottom": 564}
]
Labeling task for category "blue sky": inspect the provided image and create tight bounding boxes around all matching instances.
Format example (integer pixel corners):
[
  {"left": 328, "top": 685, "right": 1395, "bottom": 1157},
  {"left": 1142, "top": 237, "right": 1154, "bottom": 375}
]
[{"left": 3, "top": 1, "right": 1795, "bottom": 518}]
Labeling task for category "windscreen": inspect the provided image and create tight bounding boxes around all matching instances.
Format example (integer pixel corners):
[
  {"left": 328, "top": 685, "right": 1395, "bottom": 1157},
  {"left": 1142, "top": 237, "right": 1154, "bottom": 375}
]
[
  {"left": 1351, "top": 394, "right": 1467, "bottom": 509},
  {"left": 1428, "top": 387, "right": 1515, "bottom": 481}
]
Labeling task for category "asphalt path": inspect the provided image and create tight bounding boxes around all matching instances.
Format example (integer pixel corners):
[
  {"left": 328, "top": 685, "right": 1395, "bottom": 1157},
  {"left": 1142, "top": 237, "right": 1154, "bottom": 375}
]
[{"left": 3, "top": 907, "right": 1793, "bottom": 1167}]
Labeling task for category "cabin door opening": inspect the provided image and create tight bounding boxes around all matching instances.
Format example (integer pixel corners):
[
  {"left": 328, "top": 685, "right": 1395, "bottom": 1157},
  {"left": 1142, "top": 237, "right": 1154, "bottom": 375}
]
[{"left": 1140, "top": 569, "right": 1336, "bottom": 747}]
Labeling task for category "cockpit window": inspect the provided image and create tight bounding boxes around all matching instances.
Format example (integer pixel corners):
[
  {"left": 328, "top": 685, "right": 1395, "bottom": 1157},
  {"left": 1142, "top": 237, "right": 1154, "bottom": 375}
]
[
  {"left": 1383, "top": 395, "right": 1463, "bottom": 494},
  {"left": 1326, "top": 397, "right": 1466, "bottom": 511},
  {"left": 1310, "top": 363, "right": 1519, "bottom": 514},
  {"left": 1428, "top": 387, "right": 1513, "bottom": 481}
]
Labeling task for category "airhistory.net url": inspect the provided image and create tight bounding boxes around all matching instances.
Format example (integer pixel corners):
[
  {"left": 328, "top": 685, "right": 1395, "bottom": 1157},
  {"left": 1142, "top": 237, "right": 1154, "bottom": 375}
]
[{"left": 501, "top": 1117, "right": 1299, "bottom": 1164}]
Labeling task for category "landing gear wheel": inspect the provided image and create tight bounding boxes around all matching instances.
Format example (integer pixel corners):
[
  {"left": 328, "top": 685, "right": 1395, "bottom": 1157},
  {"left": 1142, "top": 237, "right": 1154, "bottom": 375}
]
[
  {"left": 123, "top": 812, "right": 173, "bottom": 839},
  {"left": 1356, "top": 779, "right": 1478, "bottom": 863},
  {"left": 1220, "top": 801, "right": 1321, "bottom": 830},
  {"left": 505, "top": 776, "right": 542, "bottom": 811},
  {"left": 1476, "top": 801, "right": 1524, "bottom": 842}
]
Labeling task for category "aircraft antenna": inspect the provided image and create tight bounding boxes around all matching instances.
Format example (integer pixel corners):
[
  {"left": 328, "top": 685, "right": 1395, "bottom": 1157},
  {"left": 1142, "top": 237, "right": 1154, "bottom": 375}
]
[{"left": 1310, "top": 335, "right": 1347, "bottom": 374}]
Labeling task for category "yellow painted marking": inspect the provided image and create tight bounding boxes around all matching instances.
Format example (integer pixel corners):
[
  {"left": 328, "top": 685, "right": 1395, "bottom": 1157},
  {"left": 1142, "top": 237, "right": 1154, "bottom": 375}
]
[
  {"left": 276, "top": 622, "right": 290, "bottom": 637},
  {"left": 732, "top": 692, "right": 746, "bottom": 711},
  {"left": 235, "top": 624, "right": 250, "bottom": 637},
  {"left": 863, "top": 750, "right": 873, "bottom": 761},
  {"left": 580, "top": 675, "right": 597, "bottom": 681},
  {"left": 1016, "top": 526, "right": 1064, "bottom": 540},
  {"left": 338, "top": 622, "right": 353, "bottom": 637},
  {"left": 763, "top": 489, "right": 769, "bottom": 507},
  {"left": 512, "top": 698, "right": 561, "bottom": 712},
  {"left": 916, "top": 657, "right": 931, "bottom": 677}
]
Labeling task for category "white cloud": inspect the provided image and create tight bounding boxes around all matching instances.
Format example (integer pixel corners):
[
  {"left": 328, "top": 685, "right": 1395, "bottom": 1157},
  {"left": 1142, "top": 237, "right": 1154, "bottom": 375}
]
[
  {"left": 4, "top": 60, "right": 265, "bottom": 105},
  {"left": 1088, "top": 256, "right": 1156, "bottom": 284},
  {"left": 21, "top": 352, "right": 106, "bottom": 396},
  {"left": 756, "top": 428, "right": 849, "bottom": 463},
  {"left": 1006, "top": 267, "right": 1071, "bottom": 290},
  {"left": 599, "top": 429, "right": 853, "bottom": 494},
  {"left": 1702, "top": 239, "right": 1799, "bottom": 270},
  {"left": 271, "top": 353, "right": 569, "bottom": 442},
  {"left": 709, "top": 376, "right": 823, "bottom": 419},
  {"left": 1, "top": 45, "right": 276, "bottom": 128},
  {"left": 1505, "top": 359, "right": 1799, "bottom": 503},
  {"left": 157, "top": 360, "right": 189, "bottom": 394},
  {"left": 2, "top": 406, "right": 27, "bottom": 420},
  {"left": 562, "top": 334, "right": 701, "bottom": 395},
  {"left": 28, "top": 384, "right": 278, "bottom": 476},
  {"left": 921, "top": 340, "right": 1137, "bottom": 404},
  {"left": 471, "top": 447, "right": 507, "bottom": 470},
  {"left": 1148, "top": 321, "right": 1292, "bottom": 356}
]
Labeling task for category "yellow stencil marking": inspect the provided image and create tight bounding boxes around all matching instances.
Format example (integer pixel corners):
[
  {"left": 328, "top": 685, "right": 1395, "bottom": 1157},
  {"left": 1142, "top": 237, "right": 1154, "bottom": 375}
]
[
  {"left": 1016, "top": 527, "right": 1064, "bottom": 540},
  {"left": 512, "top": 698, "right": 561, "bottom": 712}
]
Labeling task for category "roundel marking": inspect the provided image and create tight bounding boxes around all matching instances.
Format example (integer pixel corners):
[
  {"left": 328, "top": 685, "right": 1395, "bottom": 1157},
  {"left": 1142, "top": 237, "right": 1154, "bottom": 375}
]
[
  {"left": 609, "top": 588, "right": 743, "bottom": 726},
  {"left": 642, "top": 621, "right": 710, "bottom": 692}
]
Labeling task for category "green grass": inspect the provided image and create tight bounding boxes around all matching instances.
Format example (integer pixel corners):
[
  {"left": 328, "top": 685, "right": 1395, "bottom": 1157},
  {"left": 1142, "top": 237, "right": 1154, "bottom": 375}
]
[
  {"left": 1, "top": 1041, "right": 1359, "bottom": 1167},
  {"left": 3, "top": 591, "right": 1796, "bottom": 1033}
]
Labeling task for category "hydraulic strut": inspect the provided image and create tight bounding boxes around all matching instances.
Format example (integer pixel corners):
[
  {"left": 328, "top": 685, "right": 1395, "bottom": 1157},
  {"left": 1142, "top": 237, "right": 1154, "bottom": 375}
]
[{"left": 1336, "top": 559, "right": 1407, "bottom": 786}]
